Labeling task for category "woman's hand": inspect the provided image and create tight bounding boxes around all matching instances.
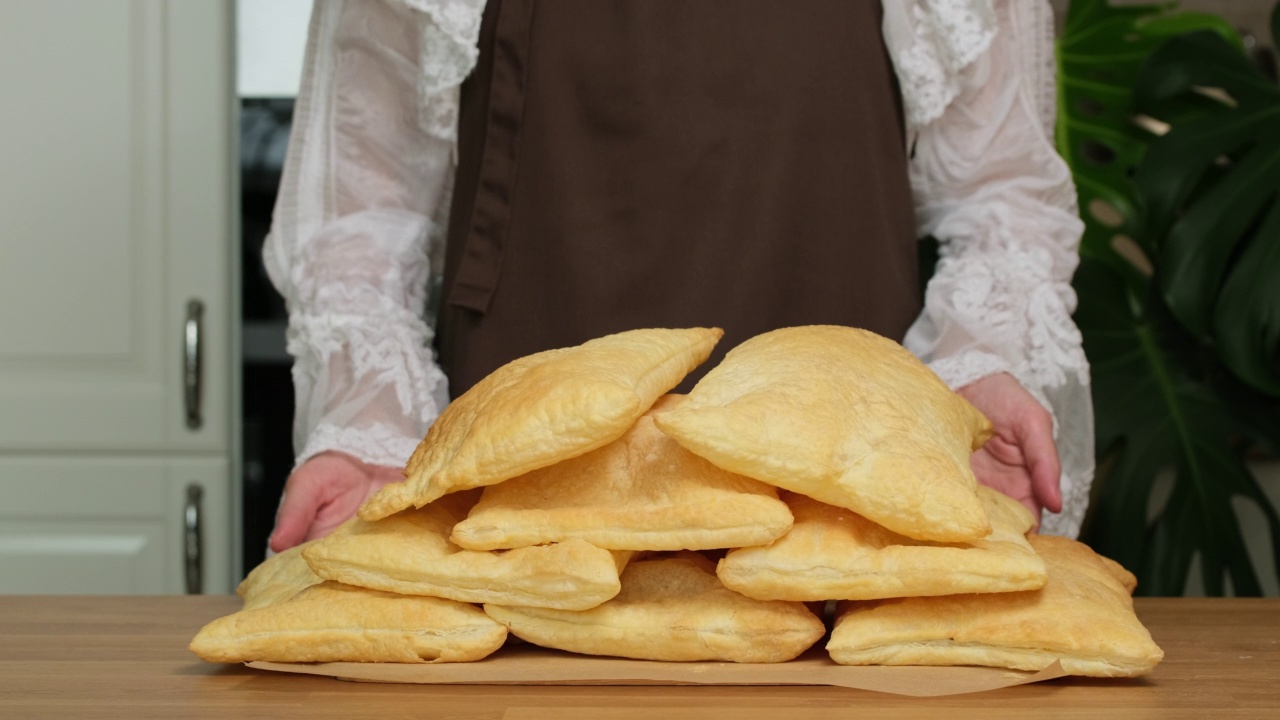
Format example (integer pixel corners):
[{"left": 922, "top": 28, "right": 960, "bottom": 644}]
[
  {"left": 269, "top": 451, "right": 404, "bottom": 552},
  {"left": 956, "top": 373, "right": 1062, "bottom": 527}
]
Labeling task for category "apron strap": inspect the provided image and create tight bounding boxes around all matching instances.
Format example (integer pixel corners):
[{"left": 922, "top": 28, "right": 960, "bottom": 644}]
[{"left": 445, "top": 0, "right": 536, "bottom": 314}]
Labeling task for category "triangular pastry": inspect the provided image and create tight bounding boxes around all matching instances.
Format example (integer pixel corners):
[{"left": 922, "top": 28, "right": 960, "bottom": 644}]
[
  {"left": 654, "top": 325, "right": 993, "bottom": 542},
  {"left": 825, "top": 535, "right": 1165, "bottom": 677},
  {"left": 303, "top": 497, "right": 632, "bottom": 610},
  {"left": 717, "top": 486, "right": 1047, "bottom": 601},
  {"left": 484, "top": 555, "right": 825, "bottom": 663},
  {"left": 361, "top": 327, "right": 723, "bottom": 521},
  {"left": 236, "top": 542, "right": 322, "bottom": 611},
  {"left": 189, "top": 581, "right": 508, "bottom": 663},
  {"left": 451, "top": 395, "right": 793, "bottom": 551}
]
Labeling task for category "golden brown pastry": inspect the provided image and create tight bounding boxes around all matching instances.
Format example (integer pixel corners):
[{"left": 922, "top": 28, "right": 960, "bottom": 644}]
[
  {"left": 360, "top": 327, "right": 723, "bottom": 521},
  {"left": 717, "top": 486, "right": 1047, "bottom": 601},
  {"left": 451, "top": 395, "right": 793, "bottom": 551},
  {"left": 484, "top": 555, "right": 825, "bottom": 663},
  {"left": 236, "top": 542, "right": 323, "bottom": 611},
  {"left": 303, "top": 498, "right": 632, "bottom": 610},
  {"left": 826, "top": 535, "right": 1164, "bottom": 677},
  {"left": 189, "top": 581, "right": 507, "bottom": 663},
  {"left": 653, "top": 325, "right": 993, "bottom": 542}
]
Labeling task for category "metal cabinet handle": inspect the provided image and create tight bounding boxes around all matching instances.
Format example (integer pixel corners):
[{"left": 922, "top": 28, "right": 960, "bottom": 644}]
[
  {"left": 184, "top": 299, "right": 204, "bottom": 429},
  {"left": 184, "top": 484, "right": 204, "bottom": 594}
]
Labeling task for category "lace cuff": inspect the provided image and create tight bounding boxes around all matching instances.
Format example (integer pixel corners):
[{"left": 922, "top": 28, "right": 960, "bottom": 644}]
[
  {"left": 910, "top": 242, "right": 1088, "bottom": 405},
  {"left": 927, "top": 350, "right": 1011, "bottom": 392},
  {"left": 282, "top": 208, "right": 449, "bottom": 470},
  {"left": 297, "top": 422, "right": 422, "bottom": 471},
  {"left": 286, "top": 306, "right": 447, "bottom": 470}
]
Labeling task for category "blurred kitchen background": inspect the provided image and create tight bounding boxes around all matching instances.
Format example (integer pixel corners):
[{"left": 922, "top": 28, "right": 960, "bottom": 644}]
[{"left": 236, "top": 0, "right": 305, "bottom": 583}]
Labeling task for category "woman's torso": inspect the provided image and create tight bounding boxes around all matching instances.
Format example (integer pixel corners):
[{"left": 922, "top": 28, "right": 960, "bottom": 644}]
[{"left": 436, "top": 0, "right": 920, "bottom": 396}]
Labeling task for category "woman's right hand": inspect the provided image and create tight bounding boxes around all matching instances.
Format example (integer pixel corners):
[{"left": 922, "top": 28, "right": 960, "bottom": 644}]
[{"left": 268, "top": 451, "right": 405, "bottom": 553}]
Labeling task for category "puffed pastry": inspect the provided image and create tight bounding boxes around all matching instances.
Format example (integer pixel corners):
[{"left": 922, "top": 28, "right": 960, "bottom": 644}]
[
  {"left": 825, "top": 535, "right": 1165, "bottom": 677},
  {"left": 303, "top": 497, "right": 632, "bottom": 611},
  {"left": 236, "top": 542, "right": 322, "bottom": 611},
  {"left": 717, "top": 486, "right": 1047, "bottom": 601},
  {"left": 484, "top": 554, "right": 826, "bottom": 663},
  {"left": 451, "top": 395, "right": 793, "bottom": 552},
  {"left": 360, "top": 327, "right": 722, "bottom": 521},
  {"left": 189, "top": 581, "right": 508, "bottom": 664},
  {"left": 654, "top": 325, "right": 993, "bottom": 542}
]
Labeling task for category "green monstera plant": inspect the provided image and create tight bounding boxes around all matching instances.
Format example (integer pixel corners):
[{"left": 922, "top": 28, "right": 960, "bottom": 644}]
[{"left": 1059, "top": 0, "right": 1280, "bottom": 596}]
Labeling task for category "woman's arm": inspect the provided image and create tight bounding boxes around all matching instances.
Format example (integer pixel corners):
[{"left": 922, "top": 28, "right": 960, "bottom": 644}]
[
  {"left": 900, "top": 0, "right": 1094, "bottom": 537},
  {"left": 264, "top": 0, "right": 474, "bottom": 548}
]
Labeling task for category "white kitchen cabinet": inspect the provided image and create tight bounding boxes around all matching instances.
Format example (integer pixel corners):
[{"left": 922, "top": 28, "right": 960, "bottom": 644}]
[
  {"left": 0, "top": 457, "right": 231, "bottom": 594},
  {"left": 0, "top": 1, "right": 236, "bottom": 593}
]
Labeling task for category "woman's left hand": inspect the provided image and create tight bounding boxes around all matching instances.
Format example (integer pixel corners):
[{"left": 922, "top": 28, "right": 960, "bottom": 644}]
[{"left": 956, "top": 372, "right": 1062, "bottom": 527}]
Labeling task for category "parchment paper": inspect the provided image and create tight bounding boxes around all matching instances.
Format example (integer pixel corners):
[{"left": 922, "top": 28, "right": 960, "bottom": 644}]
[{"left": 246, "top": 645, "right": 1067, "bottom": 697}]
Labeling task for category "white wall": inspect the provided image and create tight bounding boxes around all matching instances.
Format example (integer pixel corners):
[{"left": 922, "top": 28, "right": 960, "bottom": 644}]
[{"left": 237, "top": 0, "right": 311, "bottom": 97}]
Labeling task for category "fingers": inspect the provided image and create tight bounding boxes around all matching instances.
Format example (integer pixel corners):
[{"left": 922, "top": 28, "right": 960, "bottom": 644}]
[
  {"left": 364, "top": 464, "right": 408, "bottom": 497},
  {"left": 971, "top": 448, "right": 1041, "bottom": 523},
  {"left": 268, "top": 454, "right": 401, "bottom": 551},
  {"left": 302, "top": 512, "right": 349, "bottom": 545},
  {"left": 1018, "top": 495, "right": 1042, "bottom": 532},
  {"left": 1018, "top": 406, "right": 1063, "bottom": 515},
  {"left": 269, "top": 474, "right": 327, "bottom": 553}
]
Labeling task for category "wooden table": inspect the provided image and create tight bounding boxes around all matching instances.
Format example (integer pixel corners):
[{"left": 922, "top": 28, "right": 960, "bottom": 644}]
[{"left": 0, "top": 596, "right": 1276, "bottom": 719}]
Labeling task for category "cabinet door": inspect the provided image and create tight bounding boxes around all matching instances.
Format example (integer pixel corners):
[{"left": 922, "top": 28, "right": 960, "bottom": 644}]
[
  {"left": 0, "top": 456, "right": 232, "bottom": 595},
  {"left": 0, "top": 0, "right": 232, "bottom": 453}
]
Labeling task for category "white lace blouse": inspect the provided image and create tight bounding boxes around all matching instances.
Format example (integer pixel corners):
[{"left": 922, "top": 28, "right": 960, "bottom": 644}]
[{"left": 263, "top": 0, "right": 1094, "bottom": 537}]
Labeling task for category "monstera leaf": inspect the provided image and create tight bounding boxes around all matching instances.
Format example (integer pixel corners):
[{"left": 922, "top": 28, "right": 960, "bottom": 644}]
[
  {"left": 1063, "top": 1, "right": 1280, "bottom": 596},
  {"left": 1133, "top": 8, "right": 1280, "bottom": 396},
  {"left": 1057, "top": 0, "right": 1238, "bottom": 286},
  {"left": 1074, "top": 258, "right": 1280, "bottom": 595}
]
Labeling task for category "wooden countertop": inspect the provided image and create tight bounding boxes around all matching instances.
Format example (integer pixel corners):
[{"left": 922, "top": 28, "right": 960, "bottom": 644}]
[{"left": 0, "top": 596, "right": 1276, "bottom": 719}]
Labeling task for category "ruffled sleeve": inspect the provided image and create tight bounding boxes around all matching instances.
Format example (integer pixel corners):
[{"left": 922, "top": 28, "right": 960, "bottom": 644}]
[
  {"left": 263, "top": 0, "right": 478, "bottom": 470},
  {"left": 892, "top": 0, "right": 1095, "bottom": 537}
]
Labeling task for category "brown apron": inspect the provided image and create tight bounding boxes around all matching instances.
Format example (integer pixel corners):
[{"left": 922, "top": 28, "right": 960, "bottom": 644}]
[{"left": 437, "top": 0, "right": 920, "bottom": 398}]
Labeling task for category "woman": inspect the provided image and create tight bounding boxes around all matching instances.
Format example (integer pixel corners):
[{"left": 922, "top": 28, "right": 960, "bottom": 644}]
[{"left": 265, "top": 0, "right": 1092, "bottom": 551}]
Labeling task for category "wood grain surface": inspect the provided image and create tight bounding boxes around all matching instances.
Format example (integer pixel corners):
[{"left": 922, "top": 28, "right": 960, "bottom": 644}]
[{"left": 0, "top": 596, "right": 1276, "bottom": 719}]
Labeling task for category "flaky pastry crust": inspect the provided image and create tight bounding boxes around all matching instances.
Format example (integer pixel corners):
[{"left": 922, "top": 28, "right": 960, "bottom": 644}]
[{"left": 655, "top": 326, "right": 993, "bottom": 542}]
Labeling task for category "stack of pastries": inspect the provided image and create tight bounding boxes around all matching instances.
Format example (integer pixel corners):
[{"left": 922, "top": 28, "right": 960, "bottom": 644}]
[{"left": 190, "top": 326, "right": 1164, "bottom": 678}]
